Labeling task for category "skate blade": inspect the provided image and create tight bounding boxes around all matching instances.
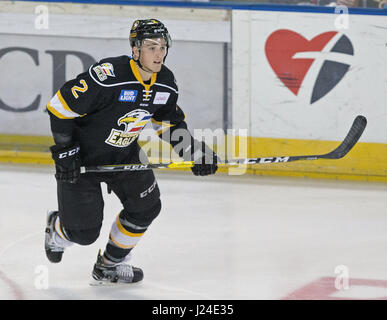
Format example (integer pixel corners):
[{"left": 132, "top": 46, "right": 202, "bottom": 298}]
[
  {"left": 89, "top": 278, "right": 142, "bottom": 287},
  {"left": 89, "top": 279, "right": 116, "bottom": 287}
]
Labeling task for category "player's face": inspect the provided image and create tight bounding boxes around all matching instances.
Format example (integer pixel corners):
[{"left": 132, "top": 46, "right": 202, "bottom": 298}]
[{"left": 138, "top": 38, "right": 167, "bottom": 73}]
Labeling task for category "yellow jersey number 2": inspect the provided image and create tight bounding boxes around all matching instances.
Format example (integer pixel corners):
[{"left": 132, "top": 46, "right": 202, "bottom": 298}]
[{"left": 71, "top": 79, "right": 88, "bottom": 99}]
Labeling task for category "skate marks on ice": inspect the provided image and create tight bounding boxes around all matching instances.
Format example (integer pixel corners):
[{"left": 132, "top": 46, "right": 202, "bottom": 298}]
[
  {"left": 0, "top": 231, "right": 42, "bottom": 300},
  {"left": 0, "top": 165, "right": 387, "bottom": 299}
]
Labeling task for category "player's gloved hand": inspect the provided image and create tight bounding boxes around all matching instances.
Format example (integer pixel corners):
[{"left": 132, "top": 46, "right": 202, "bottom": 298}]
[
  {"left": 50, "top": 143, "right": 81, "bottom": 183},
  {"left": 190, "top": 141, "right": 218, "bottom": 176}
]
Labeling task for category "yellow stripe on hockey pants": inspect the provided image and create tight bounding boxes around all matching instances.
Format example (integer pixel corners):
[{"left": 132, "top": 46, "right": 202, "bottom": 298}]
[{"left": 109, "top": 215, "right": 145, "bottom": 249}]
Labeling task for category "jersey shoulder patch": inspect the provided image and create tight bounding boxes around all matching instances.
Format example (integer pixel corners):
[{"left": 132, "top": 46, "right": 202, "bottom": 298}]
[{"left": 89, "top": 56, "right": 133, "bottom": 86}]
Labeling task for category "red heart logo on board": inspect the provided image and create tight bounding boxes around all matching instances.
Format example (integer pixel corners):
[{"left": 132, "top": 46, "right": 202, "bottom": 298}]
[{"left": 265, "top": 30, "right": 337, "bottom": 96}]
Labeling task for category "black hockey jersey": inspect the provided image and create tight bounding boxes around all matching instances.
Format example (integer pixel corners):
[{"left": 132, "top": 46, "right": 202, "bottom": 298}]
[{"left": 47, "top": 56, "right": 189, "bottom": 166}]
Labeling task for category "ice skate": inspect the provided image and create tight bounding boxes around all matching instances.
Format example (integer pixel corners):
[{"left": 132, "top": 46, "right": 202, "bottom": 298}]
[
  {"left": 44, "top": 210, "right": 66, "bottom": 263},
  {"left": 91, "top": 250, "right": 144, "bottom": 285}
]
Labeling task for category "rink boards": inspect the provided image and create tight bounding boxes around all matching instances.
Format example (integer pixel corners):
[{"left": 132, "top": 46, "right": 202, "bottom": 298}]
[
  {"left": 0, "top": 133, "right": 386, "bottom": 182},
  {"left": 0, "top": 1, "right": 386, "bottom": 182}
]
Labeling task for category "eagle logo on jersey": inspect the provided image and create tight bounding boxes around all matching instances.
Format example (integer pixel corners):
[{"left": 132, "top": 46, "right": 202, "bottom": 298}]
[{"left": 105, "top": 109, "right": 152, "bottom": 148}]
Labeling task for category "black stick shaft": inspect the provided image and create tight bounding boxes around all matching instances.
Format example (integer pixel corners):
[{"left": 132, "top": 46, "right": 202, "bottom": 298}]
[{"left": 81, "top": 115, "right": 367, "bottom": 173}]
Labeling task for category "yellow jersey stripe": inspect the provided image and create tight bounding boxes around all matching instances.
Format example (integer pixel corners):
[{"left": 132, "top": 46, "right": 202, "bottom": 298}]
[
  {"left": 46, "top": 102, "right": 75, "bottom": 119},
  {"left": 47, "top": 91, "right": 86, "bottom": 119},
  {"left": 57, "top": 90, "right": 87, "bottom": 117}
]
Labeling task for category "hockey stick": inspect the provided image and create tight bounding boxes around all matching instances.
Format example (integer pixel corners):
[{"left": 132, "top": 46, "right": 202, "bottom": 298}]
[{"left": 81, "top": 115, "right": 367, "bottom": 173}]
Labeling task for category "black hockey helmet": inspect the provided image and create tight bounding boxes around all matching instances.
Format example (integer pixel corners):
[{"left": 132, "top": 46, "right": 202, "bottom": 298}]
[{"left": 129, "top": 19, "right": 172, "bottom": 49}]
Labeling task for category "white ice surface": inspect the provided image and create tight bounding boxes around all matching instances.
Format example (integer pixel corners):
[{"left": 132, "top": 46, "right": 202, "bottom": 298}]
[{"left": 0, "top": 164, "right": 386, "bottom": 300}]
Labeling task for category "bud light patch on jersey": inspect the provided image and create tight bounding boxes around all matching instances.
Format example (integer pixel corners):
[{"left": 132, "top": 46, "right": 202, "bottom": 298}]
[
  {"left": 119, "top": 90, "right": 138, "bottom": 102},
  {"left": 105, "top": 109, "right": 152, "bottom": 147}
]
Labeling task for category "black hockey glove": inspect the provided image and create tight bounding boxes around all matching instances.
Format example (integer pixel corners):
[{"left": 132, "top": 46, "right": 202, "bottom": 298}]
[
  {"left": 50, "top": 143, "right": 81, "bottom": 183},
  {"left": 190, "top": 141, "right": 219, "bottom": 176}
]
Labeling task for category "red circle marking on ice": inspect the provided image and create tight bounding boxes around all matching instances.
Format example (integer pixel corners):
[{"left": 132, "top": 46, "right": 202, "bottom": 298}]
[{"left": 0, "top": 270, "right": 25, "bottom": 300}]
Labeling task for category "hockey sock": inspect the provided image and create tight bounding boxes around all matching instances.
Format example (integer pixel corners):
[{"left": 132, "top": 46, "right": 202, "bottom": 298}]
[
  {"left": 54, "top": 217, "right": 73, "bottom": 248},
  {"left": 104, "top": 213, "right": 148, "bottom": 263}
]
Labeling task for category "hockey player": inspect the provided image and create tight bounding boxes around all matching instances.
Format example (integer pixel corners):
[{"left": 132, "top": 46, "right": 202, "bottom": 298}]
[{"left": 45, "top": 19, "right": 218, "bottom": 284}]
